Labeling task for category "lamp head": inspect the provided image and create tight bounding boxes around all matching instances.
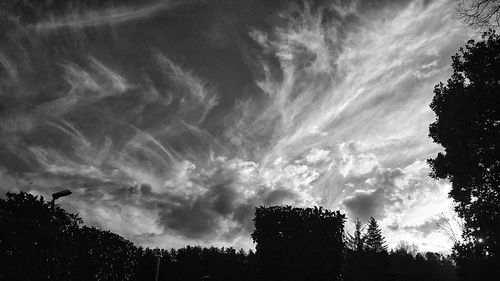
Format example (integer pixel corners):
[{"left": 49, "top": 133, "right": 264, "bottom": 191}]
[{"left": 52, "top": 189, "right": 72, "bottom": 200}]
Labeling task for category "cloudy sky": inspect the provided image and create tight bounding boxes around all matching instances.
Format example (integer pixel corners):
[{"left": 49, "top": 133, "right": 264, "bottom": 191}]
[{"left": 0, "top": 0, "right": 471, "bottom": 252}]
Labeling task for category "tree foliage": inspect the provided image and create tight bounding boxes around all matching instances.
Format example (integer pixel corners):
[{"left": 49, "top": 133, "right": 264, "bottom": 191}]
[
  {"left": 428, "top": 30, "right": 500, "bottom": 278},
  {"left": 0, "top": 192, "right": 81, "bottom": 281},
  {"left": 345, "top": 218, "right": 365, "bottom": 252},
  {"left": 1, "top": 192, "right": 459, "bottom": 281},
  {"left": 251, "top": 205, "right": 346, "bottom": 281},
  {"left": 452, "top": 241, "right": 497, "bottom": 281},
  {"left": 132, "top": 246, "right": 257, "bottom": 281},
  {"left": 0, "top": 191, "right": 140, "bottom": 281},
  {"left": 364, "top": 217, "right": 388, "bottom": 253},
  {"left": 74, "top": 226, "right": 140, "bottom": 281}
]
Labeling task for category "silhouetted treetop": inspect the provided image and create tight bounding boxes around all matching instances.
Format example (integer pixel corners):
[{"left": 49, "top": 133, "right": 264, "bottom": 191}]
[
  {"left": 0, "top": 192, "right": 81, "bottom": 281},
  {"left": 251, "top": 205, "right": 345, "bottom": 281},
  {"left": 428, "top": 30, "right": 500, "bottom": 253},
  {"left": 345, "top": 218, "right": 365, "bottom": 252},
  {"left": 428, "top": 30, "right": 500, "bottom": 280},
  {"left": 0, "top": 191, "right": 140, "bottom": 281},
  {"left": 364, "top": 217, "right": 387, "bottom": 253},
  {"left": 1, "top": 192, "right": 460, "bottom": 281}
]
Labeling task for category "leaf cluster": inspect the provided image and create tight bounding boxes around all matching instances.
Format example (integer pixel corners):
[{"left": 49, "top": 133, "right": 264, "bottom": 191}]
[
  {"left": 428, "top": 30, "right": 500, "bottom": 256},
  {"left": 251, "top": 205, "right": 346, "bottom": 281}
]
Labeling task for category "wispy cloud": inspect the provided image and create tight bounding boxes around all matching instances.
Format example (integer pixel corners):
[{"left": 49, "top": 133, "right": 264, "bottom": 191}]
[
  {"left": 0, "top": 0, "right": 472, "bottom": 251},
  {"left": 33, "top": 0, "right": 194, "bottom": 30}
]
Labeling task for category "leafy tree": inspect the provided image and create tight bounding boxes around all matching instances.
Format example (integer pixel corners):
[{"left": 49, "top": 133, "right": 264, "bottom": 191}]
[
  {"left": 394, "top": 241, "right": 419, "bottom": 257},
  {"left": 0, "top": 191, "right": 81, "bottom": 281},
  {"left": 452, "top": 241, "right": 496, "bottom": 281},
  {"left": 345, "top": 218, "right": 365, "bottom": 252},
  {"left": 0, "top": 191, "right": 141, "bottom": 281},
  {"left": 364, "top": 217, "right": 387, "bottom": 253},
  {"left": 428, "top": 30, "right": 500, "bottom": 276},
  {"left": 132, "top": 246, "right": 257, "bottom": 281},
  {"left": 251, "top": 205, "right": 345, "bottom": 281},
  {"left": 73, "top": 226, "right": 141, "bottom": 281}
]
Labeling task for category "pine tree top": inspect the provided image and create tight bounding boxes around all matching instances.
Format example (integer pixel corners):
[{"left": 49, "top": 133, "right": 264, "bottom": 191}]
[{"left": 364, "top": 217, "right": 387, "bottom": 252}]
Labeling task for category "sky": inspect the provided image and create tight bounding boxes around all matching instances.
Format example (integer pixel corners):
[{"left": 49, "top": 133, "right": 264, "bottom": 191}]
[{"left": 0, "top": 0, "right": 471, "bottom": 252}]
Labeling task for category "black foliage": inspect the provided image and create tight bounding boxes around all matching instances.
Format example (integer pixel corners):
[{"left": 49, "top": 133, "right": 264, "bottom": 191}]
[
  {"left": 0, "top": 191, "right": 257, "bottom": 281},
  {"left": 343, "top": 219, "right": 457, "bottom": 281},
  {"left": 74, "top": 226, "right": 140, "bottom": 280},
  {"left": 0, "top": 191, "right": 141, "bottom": 281},
  {"left": 384, "top": 250, "right": 457, "bottom": 281},
  {"left": 0, "top": 192, "right": 459, "bottom": 281},
  {"left": 452, "top": 241, "right": 498, "bottom": 281},
  {"left": 132, "top": 246, "right": 258, "bottom": 281},
  {"left": 251, "top": 205, "right": 346, "bottom": 281},
  {"left": 0, "top": 192, "right": 81, "bottom": 281},
  {"left": 364, "top": 217, "right": 388, "bottom": 252},
  {"left": 428, "top": 30, "right": 500, "bottom": 279},
  {"left": 345, "top": 218, "right": 364, "bottom": 252}
]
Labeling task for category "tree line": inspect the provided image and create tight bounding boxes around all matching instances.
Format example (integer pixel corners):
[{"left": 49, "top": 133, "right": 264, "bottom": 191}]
[{"left": 0, "top": 192, "right": 457, "bottom": 281}]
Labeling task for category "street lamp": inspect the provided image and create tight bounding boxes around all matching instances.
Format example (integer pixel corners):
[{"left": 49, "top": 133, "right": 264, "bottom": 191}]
[
  {"left": 155, "top": 254, "right": 161, "bottom": 281},
  {"left": 51, "top": 189, "right": 72, "bottom": 209}
]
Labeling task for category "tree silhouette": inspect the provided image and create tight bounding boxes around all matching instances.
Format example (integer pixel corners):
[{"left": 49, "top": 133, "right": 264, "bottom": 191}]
[
  {"left": 394, "top": 241, "right": 419, "bottom": 257},
  {"left": 0, "top": 192, "right": 81, "bottom": 281},
  {"left": 251, "top": 206, "right": 345, "bottom": 281},
  {"left": 345, "top": 218, "right": 365, "bottom": 252},
  {"left": 428, "top": 30, "right": 500, "bottom": 279},
  {"left": 344, "top": 238, "right": 457, "bottom": 281},
  {"left": 343, "top": 217, "right": 390, "bottom": 281},
  {"left": 1, "top": 192, "right": 461, "bottom": 281},
  {"left": 0, "top": 191, "right": 141, "bottom": 281},
  {"left": 132, "top": 246, "right": 257, "bottom": 281},
  {"left": 73, "top": 226, "right": 141, "bottom": 281},
  {"left": 364, "top": 217, "right": 387, "bottom": 253}
]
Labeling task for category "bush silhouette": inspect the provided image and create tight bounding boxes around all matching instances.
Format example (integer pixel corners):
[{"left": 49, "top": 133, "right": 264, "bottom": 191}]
[
  {"left": 251, "top": 205, "right": 345, "bottom": 281},
  {"left": 0, "top": 192, "right": 81, "bottom": 281},
  {"left": 0, "top": 191, "right": 139, "bottom": 281}
]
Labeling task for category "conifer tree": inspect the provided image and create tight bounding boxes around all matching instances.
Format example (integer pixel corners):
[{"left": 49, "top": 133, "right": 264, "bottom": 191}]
[
  {"left": 346, "top": 219, "right": 365, "bottom": 252},
  {"left": 363, "top": 217, "right": 387, "bottom": 253}
]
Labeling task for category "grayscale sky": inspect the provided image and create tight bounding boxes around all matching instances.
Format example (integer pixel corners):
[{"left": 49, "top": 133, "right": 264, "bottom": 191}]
[{"left": 0, "top": 0, "right": 471, "bottom": 252}]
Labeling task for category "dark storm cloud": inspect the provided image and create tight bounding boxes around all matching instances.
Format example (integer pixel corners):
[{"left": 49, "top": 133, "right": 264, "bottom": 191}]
[
  {"left": 342, "top": 168, "right": 404, "bottom": 220},
  {"left": 343, "top": 189, "right": 386, "bottom": 220},
  {"left": 153, "top": 179, "right": 302, "bottom": 239},
  {"left": 36, "top": 156, "right": 305, "bottom": 240},
  {"left": 154, "top": 186, "right": 301, "bottom": 239}
]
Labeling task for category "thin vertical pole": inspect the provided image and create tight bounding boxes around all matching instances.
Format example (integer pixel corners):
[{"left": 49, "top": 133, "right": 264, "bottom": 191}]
[{"left": 154, "top": 255, "right": 161, "bottom": 281}]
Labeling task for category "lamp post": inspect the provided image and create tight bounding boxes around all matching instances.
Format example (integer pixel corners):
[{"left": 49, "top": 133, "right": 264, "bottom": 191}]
[
  {"left": 154, "top": 254, "right": 161, "bottom": 281},
  {"left": 51, "top": 189, "right": 72, "bottom": 210}
]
